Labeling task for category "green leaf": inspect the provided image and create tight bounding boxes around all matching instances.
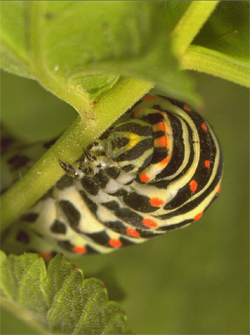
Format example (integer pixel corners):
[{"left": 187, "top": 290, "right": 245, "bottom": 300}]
[
  {"left": 182, "top": 1, "right": 250, "bottom": 87},
  {"left": 0, "top": 1, "right": 199, "bottom": 112},
  {"left": 0, "top": 251, "right": 132, "bottom": 335}
]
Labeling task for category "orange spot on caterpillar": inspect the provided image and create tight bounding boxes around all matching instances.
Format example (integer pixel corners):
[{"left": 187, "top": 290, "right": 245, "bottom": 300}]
[
  {"left": 38, "top": 252, "right": 52, "bottom": 260},
  {"left": 205, "top": 160, "right": 210, "bottom": 168},
  {"left": 183, "top": 104, "right": 191, "bottom": 112},
  {"left": 74, "top": 266, "right": 80, "bottom": 271},
  {"left": 156, "top": 122, "right": 165, "bottom": 132},
  {"left": 126, "top": 228, "right": 140, "bottom": 238},
  {"left": 156, "top": 136, "right": 166, "bottom": 147},
  {"left": 190, "top": 180, "right": 198, "bottom": 193},
  {"left": 159, "top": 157, "right": 169, "bottom": 165},
  {"left": 150, "top": 197, "right": 164, "bottom": 207},
  {"left": 140, "top": 173, "right": 150, "bottom": 183},
  {"left": 73, "top": 246, "right": 87, "bottom": 254},
  {"left": 142, "top": 218, "right": 158, "bottom": 228},
  {"left": 193, "top": 212, "right": 203, "bottom": 221},
  {"left": 201, "top": 123, "right": 207, "bottom": 131},
  {"left": 143, "top": 95, "right": 155, "bottom": 101},
  {"left": 217, "top": 184, "right": 221, "bottom": 194},
  {"left": 109, "top": 239, "right": 122, "bottom": 248}
]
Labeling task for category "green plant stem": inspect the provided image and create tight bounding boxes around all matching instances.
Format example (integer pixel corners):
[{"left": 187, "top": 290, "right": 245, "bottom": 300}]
[
  {"left": 0, "top": 77, "right": 154, "bottom": 232},
  {"left": 30, "top": 2, "right": 93, "bottom": 116},
  {"left": 172, "top": 1, "right": 219, "bottom": 58},
  {"left": 181, "top": 45, "right": 250, "bottom": 87}
]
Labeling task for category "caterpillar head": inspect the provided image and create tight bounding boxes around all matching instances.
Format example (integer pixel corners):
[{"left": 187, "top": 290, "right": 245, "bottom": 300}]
[
  {"left": 73, "top": 118, "right": 155, "bottom": 179},
  {"left": 105, "top": 119, "right": 154, "bottom": 175}
]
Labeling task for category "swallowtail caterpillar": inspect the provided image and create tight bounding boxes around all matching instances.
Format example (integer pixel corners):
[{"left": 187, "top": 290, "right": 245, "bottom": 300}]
[{"left": 1, "top": 95, "right": 223, "bottom": 259}]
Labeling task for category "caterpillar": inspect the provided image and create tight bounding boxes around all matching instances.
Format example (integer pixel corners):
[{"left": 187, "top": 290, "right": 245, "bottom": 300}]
[{"left": 1, "top": 95, "right": 223, "bottom": 259}]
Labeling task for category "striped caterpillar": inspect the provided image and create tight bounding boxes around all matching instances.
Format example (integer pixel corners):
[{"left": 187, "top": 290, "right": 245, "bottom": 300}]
[{"left": 1, "top": 95, "right": 223, "bottom": 259}]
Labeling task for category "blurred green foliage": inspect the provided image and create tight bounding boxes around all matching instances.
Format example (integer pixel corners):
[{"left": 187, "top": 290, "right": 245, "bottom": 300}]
[{"left": 1, "top": 69, "right": 249, "bottom": 334}]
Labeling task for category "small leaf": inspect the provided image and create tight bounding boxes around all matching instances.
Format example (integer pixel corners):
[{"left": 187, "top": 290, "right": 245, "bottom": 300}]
[{"left": 0, "top": 251, "right": 132, "bottom": 335}]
